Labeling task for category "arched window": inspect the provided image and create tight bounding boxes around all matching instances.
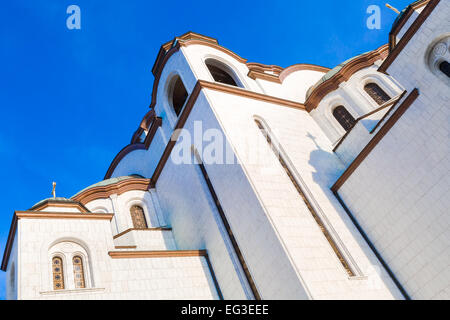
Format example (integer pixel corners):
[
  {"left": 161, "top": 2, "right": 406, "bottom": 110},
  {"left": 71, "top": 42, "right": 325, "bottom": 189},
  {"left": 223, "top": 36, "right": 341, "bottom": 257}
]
[
  {"left": 72, "top": 256, "right": 86, "bottom": 289},
  {"left": 439, "top": 61, "right": 450, "bottom": 78},
  {"left": 52, "top": 257, "right": 64, "bottom": 290},
  {"left": 205, "top": 60, "right": 239, "bottom": 87},
  {"left": 254, "top": 119, "right": 354, "bottom": 276},
  {"left": 364, "top": 83, "right": 391, "bottom": 105},
  {"left": 169, "top": 75, "right": 188, "bottom": 116},
  {"left": 333, "top": 106, "right": 356, "bottom": 132},
  {"left": 130, "top": 205, "right": 148, "bottom": 229}
]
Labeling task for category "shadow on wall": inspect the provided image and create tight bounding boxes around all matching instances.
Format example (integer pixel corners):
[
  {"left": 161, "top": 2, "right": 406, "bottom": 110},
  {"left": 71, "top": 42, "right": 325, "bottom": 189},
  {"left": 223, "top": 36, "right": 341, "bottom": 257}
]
[
  {"left": 200, "top": 258, "right": 222, "bottom": 300},
  {"left": 305, "top": 132, "right": 403, "bottom": 299},
  {"left": 360, "top": 119, "right": 379, "bottom": 132},
  {"left": 306, "top": 132, "right": 344, "bottom": 186}
]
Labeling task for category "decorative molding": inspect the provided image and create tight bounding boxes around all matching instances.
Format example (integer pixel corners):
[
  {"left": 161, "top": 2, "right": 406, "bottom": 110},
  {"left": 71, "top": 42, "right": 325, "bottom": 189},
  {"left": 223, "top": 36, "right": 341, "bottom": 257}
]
[
  {"left": 108, "top": 250, "right": 207, "bottom": 259},
  {"left": 131, "top": 109, "right": 156, "bottom": 144},
  {"left": 380, "top": 0, "right": 440, "bottom": 73},
  {"left": 107, "top": 114, "right": 162, "bottom": 180},
  {"left": 331, "top": 89, "right": 419, "bottom": 192},
  {"left": 179, "top": 39, "right": 247, "bottom": 63},
  {"left": 113, "top": 227, "right": 172, "bottom": 240},
  {"left": 305, "top": 44, "right": 389, "bottom": 112},
  {"left": 247, "top": 62, "right": 330, "bottom": 84},
  {"left": 103, "top": 144, "right": 147, "bottom": 180},
  {"left": 278, "top": 64, "right": 330, "bottom": 82},
  {"left": 30, "top": 200, "right": 90, "bottom": 213},
  {"left": 247, "top": 70, "right": 281, "bottom": 83},
  {"left": 247, "top": 62, "right": 283, "bottom": 83},
  {"left": 161, "top": 31, "right": 218, "bottom": 52},
  {"left": 72, "top": 177, "right": 153, "bottom": 205},
  {"left": 15, "top": 211, "right": 114, "bottom": 220},
  {"left": 153, "top": 31, "right": 245, "bottom": 78},
  {"left": 144, "top": 116, "right": 162, "bottom": 149},
  {"left": 199, "top": 80, "right": 306, "bottom": 110}
]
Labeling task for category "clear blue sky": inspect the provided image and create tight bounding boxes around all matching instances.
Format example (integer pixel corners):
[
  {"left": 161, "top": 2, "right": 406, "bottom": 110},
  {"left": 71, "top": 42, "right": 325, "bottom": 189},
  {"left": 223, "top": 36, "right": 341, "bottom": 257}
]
[{"left": 0, "top": 0, "right": 414, "bottom": 299}]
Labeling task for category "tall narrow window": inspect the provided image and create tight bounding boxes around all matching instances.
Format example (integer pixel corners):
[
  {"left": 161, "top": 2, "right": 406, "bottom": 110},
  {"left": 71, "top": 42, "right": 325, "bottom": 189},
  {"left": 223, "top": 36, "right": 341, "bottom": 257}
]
[
  {"left": 364, "top": 83, "right": 391, "bottom": 105},
  {"left": 170, "top": 76, "right": 188, "bottom": 116},
  {"left": 130, "top": 205, "right": 148, "bottom": 229},
  {"left": 205, "top": 60, "right": 239, "bottom": 87},
  {"left": 333, "top": 106, "right": 356, "bottom": 132},
  {"left": 439, "top": 61, "right": 450, "bottom": 78},
  {"left": 72, "top": 256, "right": 85, "bottom": 289},
  {"left": 52, "top": 257, "right": 65, "bottom": 290},
  {"left": 255, "top": 119, "right": 354, "bottom": 277}
]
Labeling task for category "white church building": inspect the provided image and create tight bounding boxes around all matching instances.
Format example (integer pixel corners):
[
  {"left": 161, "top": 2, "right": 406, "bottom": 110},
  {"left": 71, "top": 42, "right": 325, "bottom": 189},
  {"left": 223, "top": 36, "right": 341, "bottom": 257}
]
[{"left": 2, "top": 0, "right": 449, "bottom": 300}]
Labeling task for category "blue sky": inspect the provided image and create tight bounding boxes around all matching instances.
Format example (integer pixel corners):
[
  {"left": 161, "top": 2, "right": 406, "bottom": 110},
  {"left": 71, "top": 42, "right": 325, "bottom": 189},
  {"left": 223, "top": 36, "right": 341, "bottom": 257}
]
[{"left": 0, "top": 0, "right": 414, "bottom": 299}]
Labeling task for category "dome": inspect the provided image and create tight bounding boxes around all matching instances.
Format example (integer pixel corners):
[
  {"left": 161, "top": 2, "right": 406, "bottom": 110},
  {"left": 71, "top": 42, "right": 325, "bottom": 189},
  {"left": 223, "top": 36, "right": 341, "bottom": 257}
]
[
  {"left": 30, "top": 197, "right": 78, "bottom": 211},
  {"left": 71, "top": 175, "right": 145, "bottom": 198},
  {"left": 305, "top": 53, "right": 367, "bottom": 100}
]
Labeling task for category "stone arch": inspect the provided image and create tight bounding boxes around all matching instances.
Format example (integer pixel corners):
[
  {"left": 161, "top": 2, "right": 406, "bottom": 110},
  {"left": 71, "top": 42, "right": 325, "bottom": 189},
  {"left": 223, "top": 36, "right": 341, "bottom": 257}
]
[
  {"left": 203, "top": 55, "right": 245, "bottom": 88},
  {"left": 43, "top": 236, "right": 97, "bottom": 291}
]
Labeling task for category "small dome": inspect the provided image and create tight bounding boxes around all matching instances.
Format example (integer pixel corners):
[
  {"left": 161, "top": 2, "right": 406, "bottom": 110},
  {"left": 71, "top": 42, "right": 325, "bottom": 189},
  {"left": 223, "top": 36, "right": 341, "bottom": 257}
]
[
  {"left": 30, "top": 197, "right": 77, "bottom": 210},
  {"left": 305, "top": 53, "right": 367, "bottom": 100}
]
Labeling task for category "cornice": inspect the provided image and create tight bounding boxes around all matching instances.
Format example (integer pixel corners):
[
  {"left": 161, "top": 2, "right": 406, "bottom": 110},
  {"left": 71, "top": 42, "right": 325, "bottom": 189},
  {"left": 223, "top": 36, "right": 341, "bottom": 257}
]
[
  {"left": 108, "top": 250, "right": 207, "bottom": 259},
  {"left": 179, "top": 39, "right": 247, "bottom": 63},
  {"left": 279, "top": 64, "right": 331, "bottom": 82},
  {"left": 199, "top": 80, "right": 306, "bottom": 110},
  {"left": 72, "top": 177, "right": 153, "bottom": 205},
  {"left": 304, "top": 44, "right": 389, "bottom": 112},
  {"left": 247, "top": 62, "right": 330, "bottom": 84},
  {"left": 30, "top": 200, "right": 90, "bottom": 213},
  {"left": 107, "top": 114, "right": 162, "bottom": 180},
  {"left": 15, "top": 211, "right": 114, "bottom": 220},
  {"left": 103, "top": 143, "right": 147, "bottom": 180}
]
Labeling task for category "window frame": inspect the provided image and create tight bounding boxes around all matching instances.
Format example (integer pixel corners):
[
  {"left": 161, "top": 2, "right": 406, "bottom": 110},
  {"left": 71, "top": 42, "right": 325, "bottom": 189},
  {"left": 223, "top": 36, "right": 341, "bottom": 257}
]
[
  {"left": 129, "top": 204, "right": 148, "bottom": 229},
  {"left": 363, "top": 82, "right": 391, "bottom": 106},
  {"left": 51, "top": 255, "right": 65, "bottom": 291},
  {"left": 204, "top": 58, "right": 244, "bottom": 88},
  {"left": 167, "top": 74, "right": 189, "bottom": 118},
  {"left": 47, "top": 241, "right": 93, "bottom": 291},
  {"left": 72, "top": 255, "right": 86, "bottom": 289},
  {"left": 332, "top": 105, "right": 357, "bottom": 132}
]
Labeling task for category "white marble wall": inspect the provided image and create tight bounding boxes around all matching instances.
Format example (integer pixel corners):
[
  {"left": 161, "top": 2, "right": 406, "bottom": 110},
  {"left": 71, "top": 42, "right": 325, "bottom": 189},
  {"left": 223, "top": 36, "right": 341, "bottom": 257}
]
[
  {"left": 338, "top": 1, "right": 450, "bottom": 300},
  {"left": 9, "top": 217, "right": 218, "bottom": 300}
]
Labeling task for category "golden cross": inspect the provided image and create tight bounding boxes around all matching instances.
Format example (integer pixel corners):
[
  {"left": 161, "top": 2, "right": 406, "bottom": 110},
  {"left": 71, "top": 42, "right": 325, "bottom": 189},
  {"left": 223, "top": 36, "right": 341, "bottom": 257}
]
[
  {"left": 52, "top": 182, "right": 56, "bottom": 198},
  {"left": 386, "top": 3, "right": 400, "bottom": 14}
]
